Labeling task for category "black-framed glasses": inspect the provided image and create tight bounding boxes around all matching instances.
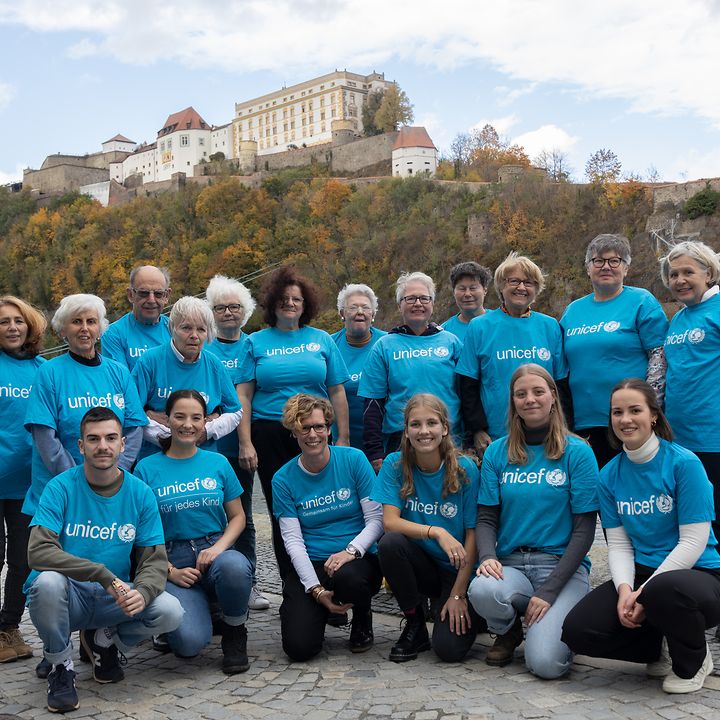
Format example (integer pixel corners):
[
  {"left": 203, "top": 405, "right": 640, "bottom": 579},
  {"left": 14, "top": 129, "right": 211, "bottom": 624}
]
[
  {"left": 131, "top": 288, "right": 169, "bottom": 299},
  {"left": 505, "top": 278, "right": 538, "bottom": 288},
  {"left": 590, "top": 257, "right": 623, "bottom": 269},
  {"left": 401, "top": 295, "right": 433, "bottom": 305},
  {"left": 298, "top": 423, "right": 329, "bottom": 436},
  {"left": 213, "top": 304, "right": 243, "bottom": 314}
]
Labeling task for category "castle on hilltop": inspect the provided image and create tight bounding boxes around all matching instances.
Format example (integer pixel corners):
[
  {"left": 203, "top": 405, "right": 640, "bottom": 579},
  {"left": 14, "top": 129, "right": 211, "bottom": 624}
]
[{"left": 21, "top": 70, "right": 439, "bottom": 205}]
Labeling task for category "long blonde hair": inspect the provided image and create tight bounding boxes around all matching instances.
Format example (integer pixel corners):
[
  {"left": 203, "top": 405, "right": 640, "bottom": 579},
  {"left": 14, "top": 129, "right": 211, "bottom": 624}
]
[
  {"left": 506, "top": 364, "right": 570, "bottom": 464},
  {"left": 399, "top": 394, "right": 467, "bottom": 499}
]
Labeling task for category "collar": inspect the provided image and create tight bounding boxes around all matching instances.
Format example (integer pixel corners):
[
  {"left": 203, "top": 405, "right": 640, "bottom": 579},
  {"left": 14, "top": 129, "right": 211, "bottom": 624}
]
[
  {"left": 501, "top": 304, "right": 532, "bottom": 318},
  {"left": 624, "top": 433, "right": 660, "bottom": 464},
  {"left": 390, "top": 322, "right": 442, "bottom": 336},
  {"left": 701, "top": 285, "right": 720, "bottom": 303},
  {"left": 69, "top": 349, "right": 101, "bottom": 367}
]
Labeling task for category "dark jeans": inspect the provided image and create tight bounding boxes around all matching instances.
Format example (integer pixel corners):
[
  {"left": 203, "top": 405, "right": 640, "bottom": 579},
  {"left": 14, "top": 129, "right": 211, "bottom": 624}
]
[
  {"left": 378, "top": 532, "right": 486, "bottom": 662},
  {"left": 251, "top": 419, "right": 301, "bottom": 580},
  {"left": 0, "top": 501, "right": 31, "bottom": 628},
  {"left": 227, "top": 456, "right": 257, "bottom": 585},
  {"left": 280, "top": 555, "right": 382, "bottom": 662},
  {"left": 696, "top": 452, "right": 720, "bottom": 542},
  {"left": 577, "top": 426, "right": 620, "bottom": 470},
  {"left": 562, "top": 566, "right": 720, "bottom": 679}
]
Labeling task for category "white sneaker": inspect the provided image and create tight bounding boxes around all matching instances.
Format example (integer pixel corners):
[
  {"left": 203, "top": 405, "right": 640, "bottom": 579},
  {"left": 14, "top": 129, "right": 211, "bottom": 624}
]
[
  {"left": 646, "top": 638, "right": 671, "bottom": 678},
  {"left": 662, "top": 645, "right": 714, "bottom": 694},
  {"left": 248, "top": 587, "right": 270, "bottom": 611}
]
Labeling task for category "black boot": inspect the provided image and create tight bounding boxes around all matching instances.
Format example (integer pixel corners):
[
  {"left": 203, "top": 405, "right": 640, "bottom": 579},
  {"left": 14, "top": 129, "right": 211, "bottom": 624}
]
[
  {"left": 349, "top": 608, "right": 374, "bottom": 653},
  {"left": 389, "top": 607, "right": 430, "bottom": 662},
  {"left": 221, "top": 623, "right": 249, "bottom": 675}
]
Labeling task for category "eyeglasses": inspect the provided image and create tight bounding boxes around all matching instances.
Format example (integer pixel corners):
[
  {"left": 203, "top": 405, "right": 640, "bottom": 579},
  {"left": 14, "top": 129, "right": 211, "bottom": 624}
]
[
  {"left": 131, "top": 288, "right": 169, "bottom": 299},
  {"left": 505, "top": 278, "right": 538, "bottom": 288},
  {"left": 298, "top": 423, "right": 329, "bottom": 435},
  {"left": 280, "top": 296, "right": 304, "bottom": 306},
  {"left": 401, "top": 295, "right": 433, "bottom": 305},
  {"left": 345, "top": 304, "right": 373, "bottom": 313},
  {"left": 590, "top": 257, "right": 624, "bottom": 269},
  {"left": 213, "top": 304, "right": 243, "bottom": 314}
]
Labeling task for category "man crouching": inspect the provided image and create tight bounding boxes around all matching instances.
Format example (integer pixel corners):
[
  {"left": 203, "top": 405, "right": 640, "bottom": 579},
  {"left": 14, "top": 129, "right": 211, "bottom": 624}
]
[{"left": 25, "top": 406, "right": 183, "bottom": 713}]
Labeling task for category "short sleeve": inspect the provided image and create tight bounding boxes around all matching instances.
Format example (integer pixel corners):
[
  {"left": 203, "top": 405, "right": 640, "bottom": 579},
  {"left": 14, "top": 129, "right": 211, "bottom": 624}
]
[
  {"left": 220, "top": 457, "right": 243, "bottom": 502},
  {"left": 370, "top": 454, "right": 403, "bottom": 508},
  {"left": 478, "top": 442, "right": 502, "bottom": 506},
  {"left": 350, "top": 449, "right": 377, "bottom": 499},
  {"left": 130, "top": 353, "right": 154, "bottom": 406},
  {"left": 551, "top": 320, "right": 568, "bottom": 379},
  {"left": 567, "top": 441, "right": 600, "bottom": 514},
  {"left": 101, "top": 325, "right": 125, "bottom": 367},
  {"left": 637, "top": 293, "right": 670, "bottom": 351},
  {"left": 598, "top": 471, "right": 621, "bottom": 530},
  {"left": 30, "top": 478, "right": 67, "bottom": 534},
  {"left": 455, "top": 322, "right": 480, "bottom": 379},
  {"left": 215, "top": 360, "right": 242, "bottom": 412},
  {"left": 460, "top": 457, "right": 481, "bottom": 528},
  {"left": 119, "top": 364, "right": 149, "bottom": 428},
  {"left": 25, "top": 363, "right": 59, "bottom": 430},
  {"left": 324, "top": 335, "right": 350, "bottom": 386},
  {"left": 272, "top": 472, "right": 298, "bottom": 519},
  {"left": 357, "top": 340, "right": 389, "bottom": 399},
  {"left": 236, "top": 339, "right": 257, "bottom": 384},
  {"left": 134, "top": 484, "right": 166, "bottom": 547},
  {"left": 676, "top": 454, "right": 716, "bottom": 525}
]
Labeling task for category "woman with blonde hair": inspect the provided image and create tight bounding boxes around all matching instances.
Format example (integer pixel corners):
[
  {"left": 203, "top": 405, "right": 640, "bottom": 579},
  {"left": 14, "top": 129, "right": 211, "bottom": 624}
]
[
  {"left": 372, "top": 393, "right": 482, "bottom": 663},
  {"left": 468, "top": 364, "right": 598, "bottom": 678}
]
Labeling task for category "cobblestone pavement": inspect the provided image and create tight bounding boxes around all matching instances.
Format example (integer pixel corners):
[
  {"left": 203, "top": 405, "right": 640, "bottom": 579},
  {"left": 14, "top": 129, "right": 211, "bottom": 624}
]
[{"left": 3, "top": 489, "right": 720, "bottom": 719}]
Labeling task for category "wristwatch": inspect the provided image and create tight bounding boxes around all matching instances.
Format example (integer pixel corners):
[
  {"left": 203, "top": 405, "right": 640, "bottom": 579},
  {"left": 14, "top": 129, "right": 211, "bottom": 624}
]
[{"left": 345, "top": 544, "right": 361, "bottom": 558}]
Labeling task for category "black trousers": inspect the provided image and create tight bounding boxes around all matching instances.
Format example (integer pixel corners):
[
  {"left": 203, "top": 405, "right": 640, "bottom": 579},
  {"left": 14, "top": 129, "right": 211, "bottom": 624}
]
[
  {"left": 562, "top": 566, "right": 720, "bottom": 679},
  {"left": 0, "top": 500, "right": 31, "bottom": 628},
  {"left": 228, "top": 456, "right": 257, "bottom": 584},
  {"left": 280, "top": 555, "right": 382, "bottom": 662},
  {"left": 251, "top": 419, "right": 301, "bottom": 580},
  {"left": 696, "top": 452, "right": 720, "bottom": 542},
  {"left": 378, "top": 532, "right": 486, "bottom": 662},
  {"left": 577, "top": 426, "right": 620, "bottom": 470}
]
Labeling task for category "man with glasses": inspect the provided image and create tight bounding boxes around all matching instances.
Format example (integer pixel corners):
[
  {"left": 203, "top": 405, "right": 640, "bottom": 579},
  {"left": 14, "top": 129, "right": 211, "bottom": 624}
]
[{"left": 102, "top": 266, "right": 171, "bottom": 370}]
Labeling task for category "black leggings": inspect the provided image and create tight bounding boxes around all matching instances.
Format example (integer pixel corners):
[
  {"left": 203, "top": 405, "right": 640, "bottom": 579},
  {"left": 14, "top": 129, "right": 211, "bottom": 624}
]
[
  {"left": 0, "top": 501, "right": 31, "bottom": 628},
  {"left": 696, "top": 452, "right": 720, "bottom": 542},
  {"left": 562, "top": 567, "right": 720, "bottom": 679},
  {"left": 378, "top": 532, "right": 486, "bottom": 662}
]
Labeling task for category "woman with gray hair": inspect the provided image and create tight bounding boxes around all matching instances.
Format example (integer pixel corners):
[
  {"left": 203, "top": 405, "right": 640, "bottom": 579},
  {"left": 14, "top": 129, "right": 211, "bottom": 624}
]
[
  {"left": 660, "top": 240, "right": 720, "bottom": 539},
  {"left": 23, "top": 294, "right": 147, "bottom": 517},
  {"left": 131, "top": 296, "right": 242, "bottom": 458},
  {"left": 331, "top": 284, "right": 386, "bottom": 452},
  {"left": 358, "top": 272, "right": 463, "bottom": 471},
  {"left": 560, "top": 234, "right": 668, "bottom": 467}
]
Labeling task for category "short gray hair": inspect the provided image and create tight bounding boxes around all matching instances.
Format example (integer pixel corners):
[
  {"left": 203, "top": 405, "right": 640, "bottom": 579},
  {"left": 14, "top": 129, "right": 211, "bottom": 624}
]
[
  {"left": 205, "top": 274, "right": 256, "bottom": 328},
  {"left": 584, "top": 234, "right": 632, "bottom": 266},
  {"left": 336, "top": 283, "right": 379, "bottom": 313},
  {"left": 395, "top": 271, "right": 435, "bottom": 304},
  {"left": 51, "top": 294, "right": 108, "bottom": 336},
  {"left": 129, "top": 265, "right": 171, "bottom": 288},
  {"left": 660, "top": 240, "right": 720, "bottom": 288},
  {"left": 169, "top": 296, "right": 216, "bottom": 343}
]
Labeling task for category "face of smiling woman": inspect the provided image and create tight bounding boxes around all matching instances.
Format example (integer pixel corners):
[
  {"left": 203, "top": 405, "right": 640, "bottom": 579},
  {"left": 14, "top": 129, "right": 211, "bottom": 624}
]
[
  {"left": 667, "top": 254, "right": 712, "bottom": 307},
  {"left": 63, "top": 310, "right": 101, "bottom": 359},
  {"left": 610, "top": 387, "right": 657, "bottom": 451},
  {"left": 500, "top": 270, "right": 538, "bottom": 317}
]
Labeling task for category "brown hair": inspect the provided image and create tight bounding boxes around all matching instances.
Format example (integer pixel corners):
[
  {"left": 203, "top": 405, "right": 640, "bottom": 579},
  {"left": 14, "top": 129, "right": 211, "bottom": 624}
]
[
  {"left": 159, "top": 389, "right": 208, "bottom": 453},
  {"left": 260, "top": 266, "right": 320, "bottom": 327},
  {"left": 282, "top": 393, "right": 334, "bottom": 434},
  {"left": 0, "top": 295, "right": 47, "bottom": 357},
  {"left": 608, "top": 378, "right": 673, "bottom": 448},
  {"left": 398, "top": 394, "right": 467, "bottom": 500}
]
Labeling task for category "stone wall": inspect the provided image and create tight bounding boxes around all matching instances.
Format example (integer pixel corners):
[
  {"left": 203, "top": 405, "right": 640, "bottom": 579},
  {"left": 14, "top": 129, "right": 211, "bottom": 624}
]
[
  {"left": 39, "top": 151, "right": 129, "bottom": 171},
  {"left": 332, "top": 132, "right": 399, "bottom": 173},
  {"left": 653, "top": 178, "right": 720, "bottom": 209},
  {"left": 23, "top": 164, "right": 110, "bottom": 193}
]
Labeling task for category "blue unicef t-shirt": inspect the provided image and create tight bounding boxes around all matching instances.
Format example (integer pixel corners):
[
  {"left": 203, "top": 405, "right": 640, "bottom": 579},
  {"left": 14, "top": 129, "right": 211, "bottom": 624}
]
[
  {"left": 272, "top": 446, "right": 376, "bottom": 561},
  {"left": 561, "top": 287, "right": 668, "bottom": 429},
  {"left": 664, "top": 293, "right": 720, "bottom": 452},
  {"left": 135, "top": 449, "right": 242, "bottom": 542},
  {"left": 23, "top": 353, "right": 148, "bottom": 517},
  {"left": 0, "top": 352, "right": 45, "bottom": 500},
  {"left": 25, "top": 465, "right": 165, "bottom": 592},
  {"left": 480, "top": 436, "right": 599, "bottom": 563},
  {"left": 101, "top": 313, "right": 170, "bottom": 371},
  {"left": 372, "top": 452, "right": 480, "bottom": 572},
  {"left": 599, "top": 440, "right": 720, "bottom": 569},
  {"left": 206, "top": 335, "right": 247, "bottom": 457},
  {"left": 237, "top": 326, "right": 349, "bottom": 422},
  {"left": 456, "top": 309, "right": 567, "bottom": 440},
  {"left": 442, "top": 314, "right": 472, "bottom": 344},
  {"left": 358, "top": 330, "right": 463, "bottom": 434},
  {"left": 331, "top": 327, "right": 386, "bottom": 449}
]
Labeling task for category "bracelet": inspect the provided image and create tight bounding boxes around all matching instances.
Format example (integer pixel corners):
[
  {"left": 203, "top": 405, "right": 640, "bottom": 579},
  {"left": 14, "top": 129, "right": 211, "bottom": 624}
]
[
  {"left": 426, "top": 525, "right": 434, "bottom": 540},
  {"left": 314, "top": 589, "right": 329, "bottom": 604},
  {"left": 310, "top": 585, "right": 326, "bottom": 602}
]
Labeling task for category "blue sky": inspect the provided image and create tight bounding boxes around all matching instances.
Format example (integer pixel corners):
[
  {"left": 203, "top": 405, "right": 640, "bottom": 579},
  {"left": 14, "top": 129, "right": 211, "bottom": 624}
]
[{"left": 1, "top": 0, "right": 719, "bottom": 184}]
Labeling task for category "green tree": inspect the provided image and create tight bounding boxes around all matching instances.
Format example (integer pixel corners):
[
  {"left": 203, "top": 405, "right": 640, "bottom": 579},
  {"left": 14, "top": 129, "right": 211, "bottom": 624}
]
[
  {"left": 685, "top": 182, "right": 720, "bottom": 219},
  {"left": 373, "top": 84, "right": 414, "bottom": 133},
  {"left": 361, "top": 90, "right": 385, "bottom": 136}
]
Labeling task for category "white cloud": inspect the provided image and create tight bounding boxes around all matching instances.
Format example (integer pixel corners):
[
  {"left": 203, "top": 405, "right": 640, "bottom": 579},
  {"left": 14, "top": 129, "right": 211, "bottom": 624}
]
[
  {"left": 0, "top": 163, "right": 27, "bottom": 184},
  {"left": 470, "top": 115, "right": 519, "bottom": 136},
  {"left": 66, "top": 38, "right": 99, "bottom": 59},
  {"left": 512, "top": 124, "right": 579, "bottom": 158},
  {"left": 494, "top": 83, "right": 537, "bottom": 107},
  {"left": 0, "top": 81, "right": 15, "bottom": 110},
  {"left": 1, "top": 1, "right": 720, "bottom": 126},
  {"left": 665, "top": 145, "right": 720, "bottom": 183}
]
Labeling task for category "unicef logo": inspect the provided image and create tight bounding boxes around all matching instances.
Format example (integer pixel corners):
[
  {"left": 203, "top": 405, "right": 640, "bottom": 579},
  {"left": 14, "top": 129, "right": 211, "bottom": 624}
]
[
  {"left": 199, "top": 391, "right": 210, "bottom": 403},
  {"left": 434, "top": 346, "right": 450, "bottom": 358},
  {"left": 306, "top": 342, "right": 321, "bottom": 352},
  {"left": 688, "top": 328, "right": 705, "bottom": 344},
  {"left": 201, "top": 477, "right": 217, "bottom": 491},
  {"left": 603, "top": 321, "right": 620, "bottom": 333},
  {"left": 536, "top": 347, "right": 551, "bottom": 362},
  {"left": 337, "top": 487, "right": 351, "bottom": 501},
  {"left": 656, "top": 494, "right": 673, "bottom": 514},
  {"left": 112, "top": 394, "right": 125, "bottom": 409},
  {"left": 118, "top": 524, "right": 136, "bottom": 543},
  {"left": 546, "top": 469, "right": 566, "bottom": 487},
  {"left": 439, "top": 502, "right": 458, "bottom": 519}
]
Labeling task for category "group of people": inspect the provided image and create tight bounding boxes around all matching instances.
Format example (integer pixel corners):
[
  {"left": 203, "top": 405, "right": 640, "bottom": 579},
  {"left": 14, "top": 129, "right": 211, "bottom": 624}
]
[{"left": 1, "top": 232, "right": 719, "bottom": 713}]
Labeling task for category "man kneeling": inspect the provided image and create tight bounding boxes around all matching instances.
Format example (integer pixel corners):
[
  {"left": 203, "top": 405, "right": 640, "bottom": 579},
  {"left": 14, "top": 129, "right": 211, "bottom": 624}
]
[{"left": 26, "top": 407, "right": 183, "bottom": 713}]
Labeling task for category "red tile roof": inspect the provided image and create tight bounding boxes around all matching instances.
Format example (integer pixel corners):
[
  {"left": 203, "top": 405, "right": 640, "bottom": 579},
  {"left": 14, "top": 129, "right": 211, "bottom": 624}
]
[
  {"left": 104, "top": 134, "right": 135, "bottom": 144},
  {"left": 158, "top": 107, "right": 209, "bottom": 137},
  {"left": 392, "top": 126, "right": 436, "bottom": 151}
]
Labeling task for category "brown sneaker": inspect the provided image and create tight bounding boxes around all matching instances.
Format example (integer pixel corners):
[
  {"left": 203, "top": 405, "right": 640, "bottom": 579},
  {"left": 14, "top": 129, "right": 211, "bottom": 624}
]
[
  {"left": 6, "top": 628, "right": 33, "bottom": 659},
  {"left": 485, "top": 615, "right": 524, "bottom": 667},
  {"left": 0, "top": 631, "right": 18, "bottom": 663}
]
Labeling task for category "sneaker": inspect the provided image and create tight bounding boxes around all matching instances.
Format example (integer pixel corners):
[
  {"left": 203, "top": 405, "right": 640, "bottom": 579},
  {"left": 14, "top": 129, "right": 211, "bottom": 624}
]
[
  {"left": 486, "top": 615, "right": 524, "bottom": 667},
  {"left": 248, "top": 587, "right": 271, "bottom": 611},
  {"left": 647, "top": 638, "right": 671, "bottom": 678},
  {"left": 662, "top": 645, "right": 714, "bottom": 694},
  {"left": 5, "top": 627, "right": 33, "bottom": 659},
  {"left": 152, "top": 634, "right": 171, "bottom": 654},
  {"left": 221, "top": 622, "right": 250, "bottom": 675},
  {"left": 47, "top": 664, "right": 79, "bottom": 714},
  {"left": 0, "top": 631, "right": 17, "bottom": 663},
  {"left": 349, "top": 608, "right": 374, "bottom": 653},
  {"left": 79, "top": 629, "right": 125, "bottom": 684},
  {"left": 36, "top": 656, "right": 52, "bottom": 679},
  {"left": 389, "top": 612, "right": 431, "bottom": 663}
]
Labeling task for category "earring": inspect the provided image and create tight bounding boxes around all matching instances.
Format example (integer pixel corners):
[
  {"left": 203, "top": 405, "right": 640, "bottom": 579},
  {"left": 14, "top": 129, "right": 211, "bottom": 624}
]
[{"left": 651, "top": 419, "right": 657, "bottom": 427}]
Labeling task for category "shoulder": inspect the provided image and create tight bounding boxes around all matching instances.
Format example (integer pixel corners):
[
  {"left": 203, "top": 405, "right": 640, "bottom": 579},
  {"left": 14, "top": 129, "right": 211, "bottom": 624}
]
[
  {"left": 105, "top": 312, "right": 131, "bottom": 332},
  {"left": 330, "top": 329, "right": 344, "bottom": 343},
  {"left": 534, "top": 311, "right": 561, "bottom": 328},
  {"left": 458, "top": 453, "right": 480, "bottom": 477},
  {"left": 101, "top": 355, "right": 131, "bottom": 377},
  {"left": 663, "top": 440, "right": 705, "bottom": 469}
]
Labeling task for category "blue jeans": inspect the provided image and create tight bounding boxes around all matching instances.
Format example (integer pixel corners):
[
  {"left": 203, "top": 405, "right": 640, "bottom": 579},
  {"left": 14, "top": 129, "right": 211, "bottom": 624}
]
[
  {"left": 165, "top": 535, "right": 252, "bottom": 657},
  {"left": 468, "top": 551, "right": 589, "bottom": 679},
  {"left": 27, "top": 571, "right": 183, "bottom": 665}
]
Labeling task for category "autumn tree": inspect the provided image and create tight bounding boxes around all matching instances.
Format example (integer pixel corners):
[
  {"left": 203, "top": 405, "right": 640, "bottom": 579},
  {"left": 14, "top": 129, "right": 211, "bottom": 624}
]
[
  {"left": 447, "top": 124, "right": 530, "bottom": 181},
  {"left": 585, "top": 148, "right": 622, "bottom": 184},
  {"left": 373, "top": 83, "right": 414, "bottom": 133},
  {"left": 534, "top": 149, "right": 573, "bottom": 182},
  {"left": 361, "top": 90, "right": 385, "bottom": 136}
]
